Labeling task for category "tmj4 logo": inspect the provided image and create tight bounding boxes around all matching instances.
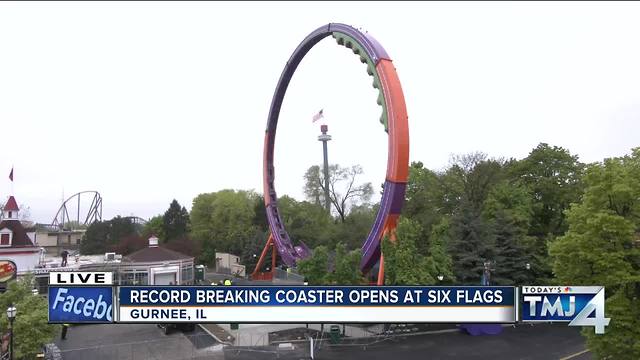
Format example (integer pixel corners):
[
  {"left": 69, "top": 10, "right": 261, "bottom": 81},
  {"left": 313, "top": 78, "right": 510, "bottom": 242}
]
[{"left": 523, "top": 287, "right": 610, "bottom": 334}]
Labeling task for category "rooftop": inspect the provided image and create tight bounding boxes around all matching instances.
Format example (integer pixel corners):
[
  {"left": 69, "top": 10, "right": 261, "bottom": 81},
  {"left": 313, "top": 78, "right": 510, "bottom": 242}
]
[
  {"left": 0, "top": 219, "right": 36, "bottom": 247},
  {"left": 37, "top": 253, "right": 121, "bottom": 272},
  {"left": 3, "top": 196, "right": 19, "bottom": 211},
  {"left": 123, "top": 246, "right": 193, "bottom": 263}
]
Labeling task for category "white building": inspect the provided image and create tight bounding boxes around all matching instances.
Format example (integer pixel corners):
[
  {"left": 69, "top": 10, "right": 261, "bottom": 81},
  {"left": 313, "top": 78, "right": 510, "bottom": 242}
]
[
  {"left": 33, "top": 228, "right": 84, "bottom": 256},
  {"left": 215, "top": 252, "right": 246, "bottom": 277},
  {"left": 0, "top": 196, "right": 42, "bottom": 275},
  {"left": 32, "top": 236, "right": 196, "bottom": 293},
  {"left": 120, "top": 236, "right": 195, "bottom": 285}
]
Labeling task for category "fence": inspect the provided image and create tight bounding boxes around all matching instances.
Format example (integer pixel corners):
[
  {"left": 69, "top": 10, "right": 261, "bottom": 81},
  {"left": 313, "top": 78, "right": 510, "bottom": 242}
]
[
  {"left": 223, "top": 344, "right": 311, "bottom": 360},
  {"left": 272, "top": 268, "right": 305, "bottom": 283},
  {"left": 229, "top": 331, "right": 269, "bottom": 346}
]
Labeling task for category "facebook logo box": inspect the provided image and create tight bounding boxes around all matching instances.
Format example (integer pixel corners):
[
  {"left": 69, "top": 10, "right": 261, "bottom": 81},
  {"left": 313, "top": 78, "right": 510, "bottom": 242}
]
[{"left": 48, "top": 286, "right": 114, "bottom": 323}]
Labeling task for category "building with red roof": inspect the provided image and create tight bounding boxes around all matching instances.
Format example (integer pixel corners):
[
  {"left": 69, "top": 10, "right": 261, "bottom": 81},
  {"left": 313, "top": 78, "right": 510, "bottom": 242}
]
[{"left": 0, "top": 196, "right": 42, "bottom": 274}]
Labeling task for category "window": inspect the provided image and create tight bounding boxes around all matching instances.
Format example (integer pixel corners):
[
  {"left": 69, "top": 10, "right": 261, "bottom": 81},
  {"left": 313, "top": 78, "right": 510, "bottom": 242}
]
[
  {"left": 181, "top": 263, "right": 194, "bottom": 284},
  {"left": 0, "top": 234, "right": 10, "bottom": 246},
  {"left": 135, "top": 272, "right": 148, "bottom": 285},
  {"left": 119, "top": 272, "right": 135, "bottom": 285},
  {"left": 116, "top": 270, "right": 149, "bottom": 285},
  {"left": 7, "top": 212, "right": 11, "bottom": 218}
]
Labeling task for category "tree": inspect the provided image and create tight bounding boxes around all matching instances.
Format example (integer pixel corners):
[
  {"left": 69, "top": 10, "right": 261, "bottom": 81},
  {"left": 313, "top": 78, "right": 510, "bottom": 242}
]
[
  {"left": 382, "top": 218, "right": 436, "bottom": 285},
  {"left": 401, "top": 154, "right": 506, "bottom": 284},
  {"left": 80, "top": 220, "right": 110, "bottom": 254},
  {"left": 0, "top": 275, "right": 58, "bottom": 359},
  {"left": 581, "top": 287, "right": 640, "bottom": 360},
  {"left": 277, "top": 196, "right": 333, "bottom": 250},
  {"left": 448, "top": 152, "right": 505, "bottom": 211},
  {"left": 240, "top": 231, "right": 269, "bottom": 273},
  {"left": 80, "top": 217, "right": 136, "bottom": 255},
  {"left": 448, "top": 199, "right": 494, "bottom": 284},
  {"left": 251, "top": 195, "right": 269, "bottom": 233},
  {"left": 427, "top": 218, "right": 454, "bottom": 282},
  {"left": 163, "top": 236, "right": 201, "bottom": 258},
  {"left": 190, "top": 190, "right": 258, "bottom": 264},
  {"left": 403, "top": 162, "right": 447, "bottom": 254},
  {"left": 550, "top": 148, "right": 640, "bottom": 359},
  {"left": 510, "top": 143, "right": 584, "bottom": 237},
  {"left": 111, "top": 234, "right": 147, "bottom": 255},
  {"left": 297, "top": 245, "right": 330, "bottom": 284},
  {"left": 18, "top": 203, "right": 31, "bottom": 222},
  {"left": 483, "top": 182, "right": 536, "bottom": 285},
  {"left": 507, "top": 143, "right": 585, "bottom": 284},
  {"left": 107, "top": 216, "right": 137, "bottom": 245},
  {"left": 162, "top": 200, "right": 190, "bottom": 242},
  {"left": 304, "top": 164, "right": 373, "bottom": 222},
  {"left": 327, "top": 243, "right": 364, "bottom": 285},
  {"left": 329, "top": 204, "right": 377, "bottom": 250},
  {"left": 142, "top": 215, "right": 164, "bottom": 239}
]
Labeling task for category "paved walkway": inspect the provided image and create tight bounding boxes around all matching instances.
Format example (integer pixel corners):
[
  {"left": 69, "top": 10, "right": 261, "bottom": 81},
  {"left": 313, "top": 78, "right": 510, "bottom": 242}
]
[
  {"left": 217, "top": 323, "right": 444, "bottom": 346},
  {"left": 54, "top": 324, "right": 223, "bottom": 360},
  {"left": 316, "top": 324, "right": 590, "bottom": 360},
  {"left": 218, "top": 324, "right": 286, "bottom": 346},
  {"left": 199, "top": 323, "right": 235, "bottom": 344},
  {"left": 50, "top": 322, "right": 589, "bottom": 359}
]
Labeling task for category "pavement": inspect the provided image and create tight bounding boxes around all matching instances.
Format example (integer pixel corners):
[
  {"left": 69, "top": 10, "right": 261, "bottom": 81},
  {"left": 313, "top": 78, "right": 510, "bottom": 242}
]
[
  {"left": 54, "top": 324, "right": 223, "bottom": 360},
  {"left": 218, "top": 322, "right": 471, "bottom": 346},
  {"left": 316, "top": 324, "right": 591, "bottom": 360},
  {"left": 219, "top": 323, "right": 389, "bottom": 346},
  {"left": 51, "top": 322, "right": 591, "bottom": 360},
  {"left": 199, "top": 323, "right": 235, "bottom": 344}
]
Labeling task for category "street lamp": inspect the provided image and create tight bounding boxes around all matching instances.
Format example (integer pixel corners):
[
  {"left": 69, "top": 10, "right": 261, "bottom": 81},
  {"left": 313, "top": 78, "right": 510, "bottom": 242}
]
[
  {"left": 525, "top": 263, "right": 531, "bottom": 270},
  {"left": 437, "top": 275, "right": 444, "bottom": 282},
  {"left": 7, "top": 304, "right": 16, "bottom": 360},
  {"left": 483, "top": 261, "right": 494, "bottom": 286}
]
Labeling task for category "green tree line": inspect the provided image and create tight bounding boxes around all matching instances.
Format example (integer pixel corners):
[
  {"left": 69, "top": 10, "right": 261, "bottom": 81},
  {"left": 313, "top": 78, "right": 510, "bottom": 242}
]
[{"left": 74, "top": 143, "right": 639, "bottom": 359}]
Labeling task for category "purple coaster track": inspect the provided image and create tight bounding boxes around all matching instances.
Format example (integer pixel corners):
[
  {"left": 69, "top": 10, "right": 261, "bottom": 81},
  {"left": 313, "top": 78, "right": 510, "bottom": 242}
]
[{"left": 263, "top": 23, "right": 409, "bottom": 272}]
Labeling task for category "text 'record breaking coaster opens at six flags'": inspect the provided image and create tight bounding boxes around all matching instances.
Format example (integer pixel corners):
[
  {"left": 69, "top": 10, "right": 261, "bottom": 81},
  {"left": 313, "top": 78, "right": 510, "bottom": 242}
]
[{"left": 47, "top": 272, "right": 611, "bottom": 334}]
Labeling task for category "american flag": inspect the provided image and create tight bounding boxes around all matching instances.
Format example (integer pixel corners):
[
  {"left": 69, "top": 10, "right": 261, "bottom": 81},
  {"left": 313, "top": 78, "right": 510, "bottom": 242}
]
[{"left": 312, "top": 109, "right": 324, "bottom": 123}]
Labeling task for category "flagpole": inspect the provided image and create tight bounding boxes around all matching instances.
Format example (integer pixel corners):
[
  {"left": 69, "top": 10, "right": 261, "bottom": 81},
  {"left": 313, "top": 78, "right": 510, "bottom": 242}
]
[{"left": 9, "top": 166, "right": 14, "bottom": 195}]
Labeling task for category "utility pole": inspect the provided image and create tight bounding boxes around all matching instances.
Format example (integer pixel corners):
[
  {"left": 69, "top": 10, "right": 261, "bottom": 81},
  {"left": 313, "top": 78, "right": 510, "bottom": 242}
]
[{"left": 317, "top": 124, "right": 332, "bottom": 213}]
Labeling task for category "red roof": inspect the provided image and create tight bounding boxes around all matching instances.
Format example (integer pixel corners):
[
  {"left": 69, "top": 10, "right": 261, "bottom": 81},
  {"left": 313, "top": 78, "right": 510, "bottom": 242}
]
[
  {"left": 0, "top": 220, "right": 36, "bottom": 247},
  {"left": 3, "top": 196, "right": 19, "bottom": 211}
]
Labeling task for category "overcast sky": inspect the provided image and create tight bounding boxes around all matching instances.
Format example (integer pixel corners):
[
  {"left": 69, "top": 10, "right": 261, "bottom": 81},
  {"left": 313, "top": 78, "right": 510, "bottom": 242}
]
[{"left": 1, "top": 1, "right": 639, "bottom": 224}]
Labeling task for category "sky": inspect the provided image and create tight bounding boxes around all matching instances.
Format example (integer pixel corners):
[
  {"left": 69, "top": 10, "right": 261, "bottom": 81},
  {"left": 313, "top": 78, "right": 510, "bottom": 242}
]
[{"left": 1, "top": 1, "right": 639, "bottom": 224}]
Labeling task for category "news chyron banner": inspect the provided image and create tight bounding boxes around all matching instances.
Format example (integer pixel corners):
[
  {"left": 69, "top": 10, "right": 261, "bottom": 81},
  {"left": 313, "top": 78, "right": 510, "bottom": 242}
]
[
  {"left": 48, "top": 272, "right": 115, "bottom": 323},
  {"left": 46, "top": 272, "right": 516, "bottom": 324},
  {"left": 118, "top": 286, "right": 516, "bottom": 323},
  {"left": 45, "top": 272, "right": 610, "bottom": 333}
]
